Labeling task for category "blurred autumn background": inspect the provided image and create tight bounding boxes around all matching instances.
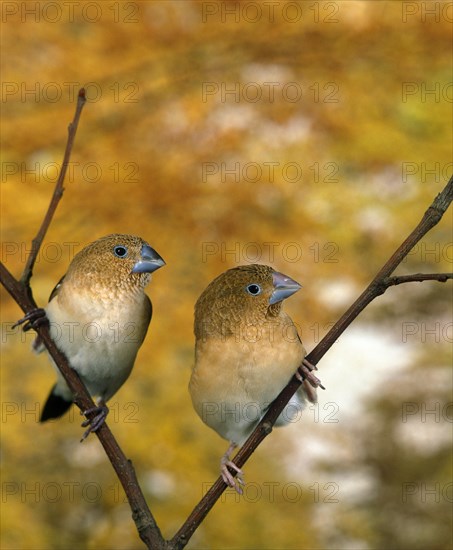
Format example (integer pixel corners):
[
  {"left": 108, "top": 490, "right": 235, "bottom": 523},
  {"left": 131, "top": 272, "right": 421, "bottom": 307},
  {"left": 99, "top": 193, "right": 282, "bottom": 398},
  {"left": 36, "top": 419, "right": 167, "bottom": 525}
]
[{"left": 1, "top": 1, "right": 452, "bottom": 549}]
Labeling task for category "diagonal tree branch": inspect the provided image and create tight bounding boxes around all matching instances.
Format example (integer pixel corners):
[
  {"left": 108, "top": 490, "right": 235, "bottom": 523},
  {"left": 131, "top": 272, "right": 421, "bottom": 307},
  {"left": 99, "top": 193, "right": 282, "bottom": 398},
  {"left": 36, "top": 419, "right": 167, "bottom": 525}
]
[
  {"left": 169, "top": 174, "right": 453, "bottom": 549},
  {"left": 1, "top": 263, "right": 166, "bottom": 549},
  {"left": 0, "top": 92, "right": 166, "bottom": 550}
]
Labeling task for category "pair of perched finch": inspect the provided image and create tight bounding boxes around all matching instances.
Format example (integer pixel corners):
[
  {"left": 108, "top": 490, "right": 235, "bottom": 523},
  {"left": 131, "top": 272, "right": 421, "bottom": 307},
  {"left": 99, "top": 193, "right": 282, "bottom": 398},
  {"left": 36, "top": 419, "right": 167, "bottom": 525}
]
[{"left": 17, "top": 234, "right": 321, "bottom": 491}]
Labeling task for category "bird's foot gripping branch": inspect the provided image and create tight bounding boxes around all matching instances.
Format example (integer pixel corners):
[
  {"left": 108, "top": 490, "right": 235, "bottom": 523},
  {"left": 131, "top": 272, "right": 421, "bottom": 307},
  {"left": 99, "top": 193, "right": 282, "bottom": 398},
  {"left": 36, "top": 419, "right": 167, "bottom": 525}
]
[
  {"left": 12, "top": 307, "right": 48, "bottom": 332},
  {"left": 298, "top": 358, "right": 325, "bottom": 390},
  {"left": 81, "top": 402, "right": 110, "bottom": 442}
]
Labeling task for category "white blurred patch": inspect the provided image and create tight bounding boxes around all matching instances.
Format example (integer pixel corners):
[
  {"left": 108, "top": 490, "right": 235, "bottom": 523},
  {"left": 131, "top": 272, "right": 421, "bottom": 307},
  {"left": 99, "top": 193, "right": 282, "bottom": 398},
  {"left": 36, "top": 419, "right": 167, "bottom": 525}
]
[
  {"left": 355, "top": 206, "right": 391, "bottom": 235},
  {"left": 144, "top": 469, "right": 176, "bottom": 499},
  {"left": 318, "top": 325, "right": 415, "bottom": 415},
  {"left": 396, "top": 417, "right": 452, "bottom": 455},
  {"left": 258, "top": 115, "right": 312, "bottom": 148},
  {"left": 316, "top": 278, "right": 360, "bottom": 310},
  {"left": 241, "top": 62, "right": 294, "bottom": 84},
  {"left": 208, "top": 104, "right": 257, "bottom": 132},
  {"left": 162, "top": 102, "right": 190, "bottom": 135},
  {"left": 64, "top": 439, "right": 104, "bottom": 467}
]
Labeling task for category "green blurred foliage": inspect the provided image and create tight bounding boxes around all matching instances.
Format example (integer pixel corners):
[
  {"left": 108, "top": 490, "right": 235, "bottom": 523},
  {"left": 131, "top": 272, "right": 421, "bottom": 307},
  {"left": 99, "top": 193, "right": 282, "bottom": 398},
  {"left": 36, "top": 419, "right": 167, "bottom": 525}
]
[{"left": 1, "top": 1, "right": 451, "bottom": 549}]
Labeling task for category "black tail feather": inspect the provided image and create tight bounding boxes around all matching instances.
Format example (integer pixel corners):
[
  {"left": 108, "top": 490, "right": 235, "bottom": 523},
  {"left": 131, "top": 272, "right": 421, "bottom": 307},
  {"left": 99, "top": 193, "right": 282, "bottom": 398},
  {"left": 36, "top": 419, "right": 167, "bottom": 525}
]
[{"left": 40, "top": 385, "right": 73, "bottom": 422}]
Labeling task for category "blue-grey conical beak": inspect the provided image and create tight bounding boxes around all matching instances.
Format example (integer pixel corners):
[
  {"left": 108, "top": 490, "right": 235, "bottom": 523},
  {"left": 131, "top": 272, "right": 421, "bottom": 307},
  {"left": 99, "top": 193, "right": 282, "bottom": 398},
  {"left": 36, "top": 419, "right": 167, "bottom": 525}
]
[
  {"left": 269, "top": 271, "right": 302, "bottom": 305},
  {"left": 131, "top": 244, "right": 166, "bottom": 274}
]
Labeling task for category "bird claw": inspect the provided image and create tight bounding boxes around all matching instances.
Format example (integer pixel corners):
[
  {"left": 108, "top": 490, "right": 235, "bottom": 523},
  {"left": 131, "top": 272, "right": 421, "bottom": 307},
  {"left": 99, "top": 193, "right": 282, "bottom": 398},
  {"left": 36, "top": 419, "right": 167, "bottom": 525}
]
[
  {"left": 221, "top": 461, "right": 244, "bottom": 494},
  {"left": 297, "top": 358, "right": 326, "bottom": 390},
  {"left": 80, "top": 404, "right": 109, "bottom": 441},
  {"left": 13, "top": 308, "right": 48, "bottom": 332},
  {"left": 220, "top": 443, "right": 244, "bottom": 494}
]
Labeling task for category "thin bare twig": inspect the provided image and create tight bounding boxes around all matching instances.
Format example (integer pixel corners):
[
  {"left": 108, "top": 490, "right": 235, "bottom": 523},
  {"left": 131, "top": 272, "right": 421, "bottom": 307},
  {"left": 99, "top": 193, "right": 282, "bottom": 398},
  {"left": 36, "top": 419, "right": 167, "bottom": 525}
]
[
  {"left": 21, "top": 89, "right": 87, "bottom": 290},
  {"left": 384, "top": 273, "right": 452, "bottom": 285},
  {"left": 169, "top": 175, "right": 453, "bottom": 549},
  {"left": 0, "top": 92, "right": 166, "bottom": 550}
]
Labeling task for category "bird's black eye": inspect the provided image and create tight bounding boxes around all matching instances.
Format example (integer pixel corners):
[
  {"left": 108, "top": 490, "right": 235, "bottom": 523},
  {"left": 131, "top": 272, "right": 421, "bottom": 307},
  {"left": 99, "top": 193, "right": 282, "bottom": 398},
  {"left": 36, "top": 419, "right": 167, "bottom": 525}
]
[
  {"left": 113, "top": 245, "right": 128, "bottom": 258},
  {"left": 246, "top": 283, "right": 262, "bottom": 296}
]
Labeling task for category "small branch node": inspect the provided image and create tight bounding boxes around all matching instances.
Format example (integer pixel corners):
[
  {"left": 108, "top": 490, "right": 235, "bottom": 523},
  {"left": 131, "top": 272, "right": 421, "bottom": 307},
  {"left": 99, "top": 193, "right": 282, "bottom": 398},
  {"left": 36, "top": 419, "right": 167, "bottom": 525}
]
[{"left": 262, "top": 421, "right": 273, "bottom": 436}]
